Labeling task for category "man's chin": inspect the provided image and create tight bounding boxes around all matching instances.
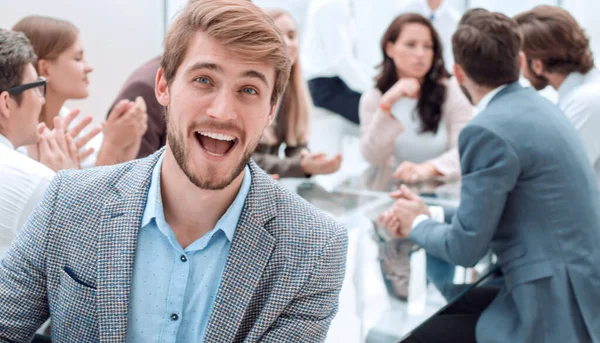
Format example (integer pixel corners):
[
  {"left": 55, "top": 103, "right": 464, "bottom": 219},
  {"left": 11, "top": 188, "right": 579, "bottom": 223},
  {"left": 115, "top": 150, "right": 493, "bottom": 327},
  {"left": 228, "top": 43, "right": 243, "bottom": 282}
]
[{"left": 185, "top": 159, "right": 248, "bottom": 190}]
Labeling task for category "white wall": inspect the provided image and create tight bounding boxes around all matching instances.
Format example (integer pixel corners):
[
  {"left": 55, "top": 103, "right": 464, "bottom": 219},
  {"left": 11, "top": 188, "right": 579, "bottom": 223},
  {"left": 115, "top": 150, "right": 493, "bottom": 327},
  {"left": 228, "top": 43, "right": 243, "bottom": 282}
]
[{"left": 1, "top": 0, "right": 164, "bottom": 124}]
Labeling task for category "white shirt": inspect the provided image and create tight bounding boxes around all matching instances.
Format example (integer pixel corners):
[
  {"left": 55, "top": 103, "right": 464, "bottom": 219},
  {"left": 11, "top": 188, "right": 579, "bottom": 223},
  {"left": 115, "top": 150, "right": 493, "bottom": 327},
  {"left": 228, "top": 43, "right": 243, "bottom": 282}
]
[
  {"left": 302, "top": 0, "right": 373, "bottom": 92},
  {"left": 399, "top": 0, "right": 461, "bottom": 70},
  {"left": 412, "top": 84, "right": 507, "bottom": 228},
  {"left": 0, "top": 134, "right": 55, "bottom": 258},
  {"left": 557, "top": 68, "right": 600, "bottom": 183}
]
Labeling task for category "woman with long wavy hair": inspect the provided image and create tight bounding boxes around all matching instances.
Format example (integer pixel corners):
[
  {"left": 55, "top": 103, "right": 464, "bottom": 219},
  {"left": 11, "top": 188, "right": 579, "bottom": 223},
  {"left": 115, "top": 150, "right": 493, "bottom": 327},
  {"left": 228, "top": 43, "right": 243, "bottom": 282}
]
[
  {"left": 359, "top": 13, "right": 472, "bottom": 183},
  {"left": 253, "top": 9, "right": 341, "bottom": 178}
]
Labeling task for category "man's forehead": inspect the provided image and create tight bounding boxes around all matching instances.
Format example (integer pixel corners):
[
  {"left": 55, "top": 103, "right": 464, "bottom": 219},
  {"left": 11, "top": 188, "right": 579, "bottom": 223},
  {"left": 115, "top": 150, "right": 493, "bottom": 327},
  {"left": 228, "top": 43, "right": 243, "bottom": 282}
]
[{"left": 181, "top": 31, "right": 276, "bottom": 79}]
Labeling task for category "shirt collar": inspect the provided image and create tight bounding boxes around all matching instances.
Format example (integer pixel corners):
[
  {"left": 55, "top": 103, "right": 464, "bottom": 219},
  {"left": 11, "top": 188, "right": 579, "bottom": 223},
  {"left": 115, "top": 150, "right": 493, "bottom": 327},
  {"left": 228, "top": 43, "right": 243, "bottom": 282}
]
[
  {"left": 557, "top": 69, "right": 600, "bottom": 101},
  {"left": 474, "top": 84, "right": 508, "bottom": 116},
  {"left": 141, "top": 152, "right": 252, "bottom": 242},
  {"left": 419, "top": 0, "right": 449, "bottom": 19},
  {"left": 0, "top": 134, "right": 14, "bottom": 150}
]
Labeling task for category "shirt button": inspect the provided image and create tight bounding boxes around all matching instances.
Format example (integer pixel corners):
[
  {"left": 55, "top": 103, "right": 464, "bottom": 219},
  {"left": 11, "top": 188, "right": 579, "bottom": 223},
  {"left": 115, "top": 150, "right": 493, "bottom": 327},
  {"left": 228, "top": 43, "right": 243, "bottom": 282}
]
[
  {"left": 171, "top": 313, "right": 179, "bottom": 321},
  {"left": 180, "top": 255, "right": 187, "bottom": 262}
]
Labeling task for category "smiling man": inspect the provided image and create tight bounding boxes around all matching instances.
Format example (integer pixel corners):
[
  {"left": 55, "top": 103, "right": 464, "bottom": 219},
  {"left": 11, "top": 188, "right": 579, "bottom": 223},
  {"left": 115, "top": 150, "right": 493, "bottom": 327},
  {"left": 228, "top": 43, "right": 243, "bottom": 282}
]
[{"left": 0, "top": 1, "right": 348, "bottom": 342}]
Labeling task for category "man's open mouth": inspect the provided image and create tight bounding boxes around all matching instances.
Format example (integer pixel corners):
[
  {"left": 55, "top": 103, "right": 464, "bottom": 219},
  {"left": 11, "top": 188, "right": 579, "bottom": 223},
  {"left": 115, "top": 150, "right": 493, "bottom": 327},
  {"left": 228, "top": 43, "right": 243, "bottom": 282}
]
[{"left": 195, "top": 131, "right": 238, "bottom": 156}]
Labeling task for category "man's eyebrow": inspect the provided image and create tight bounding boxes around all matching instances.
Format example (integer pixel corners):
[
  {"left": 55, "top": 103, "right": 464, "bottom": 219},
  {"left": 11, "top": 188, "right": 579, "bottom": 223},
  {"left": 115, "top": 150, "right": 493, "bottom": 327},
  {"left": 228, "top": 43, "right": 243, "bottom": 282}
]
[
  {"left": 185, "top": 62, "right": 223, "bottom": 74},
  {"left": 241, "top": 70, "right": 269, "bottom": 87}
]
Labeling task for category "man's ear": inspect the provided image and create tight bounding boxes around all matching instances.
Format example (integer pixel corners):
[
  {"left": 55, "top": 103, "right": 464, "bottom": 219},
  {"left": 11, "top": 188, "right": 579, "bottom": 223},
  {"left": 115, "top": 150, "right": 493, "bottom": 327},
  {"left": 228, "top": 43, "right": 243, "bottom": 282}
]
[
  {"left": 0, "top": 91, "right": 12, "bottom": 120},
  {"left": 531, "top": 58, "right": 545, "bottom": 76},
  {"left": 265, "top": 103, "right": 276, "bottom": 128},
  {"left": 518, "top": 51, "right": 527, "bottom": 71},
  {"left": 155, "top": 67, "right": 170, "bottom": 106},
  {"left": 453, "top": 63, "right": 465, "bottom": 84}
]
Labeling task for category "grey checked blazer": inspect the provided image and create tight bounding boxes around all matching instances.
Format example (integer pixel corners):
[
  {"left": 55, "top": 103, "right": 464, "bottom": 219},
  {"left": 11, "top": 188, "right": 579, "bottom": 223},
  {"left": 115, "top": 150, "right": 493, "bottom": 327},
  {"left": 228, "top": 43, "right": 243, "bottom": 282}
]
[
  {"left": 411, "top": 82, "right": 600, "bottom": 342},
  {"left": 0, "top": 152, "right": 348, "bottom": 343}
]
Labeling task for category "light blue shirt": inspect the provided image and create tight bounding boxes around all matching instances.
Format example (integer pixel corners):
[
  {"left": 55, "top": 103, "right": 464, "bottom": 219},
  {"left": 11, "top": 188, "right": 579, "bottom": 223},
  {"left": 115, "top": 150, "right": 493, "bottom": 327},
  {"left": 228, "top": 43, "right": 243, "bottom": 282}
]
[{"left": 126, "top": 153, "right": 252, "bottom": 342}]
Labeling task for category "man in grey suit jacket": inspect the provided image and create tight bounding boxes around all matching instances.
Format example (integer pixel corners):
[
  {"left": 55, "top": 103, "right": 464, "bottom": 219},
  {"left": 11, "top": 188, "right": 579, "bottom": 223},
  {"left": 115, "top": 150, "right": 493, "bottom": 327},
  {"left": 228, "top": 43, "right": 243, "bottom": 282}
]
[
  {"left": 0, "top": 1, "right": 347, "bottom": 342},
  {"left": 380, "top": 9, "right": 600, "bottom": 343}
]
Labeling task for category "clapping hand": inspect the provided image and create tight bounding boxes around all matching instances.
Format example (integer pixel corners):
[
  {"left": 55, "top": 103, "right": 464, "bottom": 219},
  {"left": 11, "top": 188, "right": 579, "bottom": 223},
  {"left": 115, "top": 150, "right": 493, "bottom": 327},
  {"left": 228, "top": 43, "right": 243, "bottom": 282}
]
[
  {"left": 393, "top": 162, "right": 442, "bottom": 183},
  {"left": 379, "top": 185, "right": 430, "bottom": 238},
  {"left": 300, "top": 150, "right": 342, "bottom": 176}
]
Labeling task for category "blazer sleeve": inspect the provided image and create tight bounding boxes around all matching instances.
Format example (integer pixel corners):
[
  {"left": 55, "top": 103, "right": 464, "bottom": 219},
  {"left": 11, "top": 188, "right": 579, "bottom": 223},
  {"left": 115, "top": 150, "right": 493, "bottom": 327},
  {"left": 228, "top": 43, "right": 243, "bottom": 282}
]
[
  {"left": 0, "top": 174, "right": 63, "bottom": 342},
  {"left": 359, "top": 88, "right": 404, "bottom": 166},
  {"left": 426, "top": 79, "right": 474, "bottom": 177},
  {"left": 410, "top": 124, "right": 520, "bottom": 267},
  {"left": 107, "top": 81, "right": 166, "bottom": 159},
  {"left": 258, "top": 224, "right": 348, "bottom": 342}
]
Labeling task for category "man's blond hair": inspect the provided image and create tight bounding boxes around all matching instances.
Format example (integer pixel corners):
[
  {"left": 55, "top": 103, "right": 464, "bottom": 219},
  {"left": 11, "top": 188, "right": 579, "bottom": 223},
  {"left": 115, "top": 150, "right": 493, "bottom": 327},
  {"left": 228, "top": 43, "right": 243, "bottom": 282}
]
[{"left": 162, "top": 0, "right": 291, "bottom": 105}]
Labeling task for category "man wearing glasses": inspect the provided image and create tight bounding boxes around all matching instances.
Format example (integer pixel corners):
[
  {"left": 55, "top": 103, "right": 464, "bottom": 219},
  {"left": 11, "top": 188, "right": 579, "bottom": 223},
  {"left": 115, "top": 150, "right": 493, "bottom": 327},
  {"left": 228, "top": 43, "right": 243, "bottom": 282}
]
[{"left": 0, "top": 29, "right": 77, "bottom": 258}]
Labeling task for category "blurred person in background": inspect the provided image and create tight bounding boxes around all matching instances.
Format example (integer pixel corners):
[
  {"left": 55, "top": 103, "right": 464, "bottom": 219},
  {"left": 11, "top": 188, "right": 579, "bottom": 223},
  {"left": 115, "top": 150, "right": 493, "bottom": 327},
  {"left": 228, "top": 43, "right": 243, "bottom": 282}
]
[
  {"left": 399, "top": 0, "right": 461, "bottom": 69},
  {"left": 0, "top": 29, "right": 79, "bottom": 258},
  {"left": 13, "top": 15, "right": 148, "bottom": 167},
  {"left": 303, "top": 0, "right": 372, "bottom": 125},
  {"left": 515, "top": 5, "right": 600, "bottom": 184},
  {"left": 254, "top": 8, "right": 341, "bottom": 178},
  {"left": 382, "top": 9, "right": 600, "bottom": 342},
  {"left": 361, "top": 12, "right": 472, "bottom": 300},
  {"left": 360, "top": 13, "right": 472, "bottom": 184}
]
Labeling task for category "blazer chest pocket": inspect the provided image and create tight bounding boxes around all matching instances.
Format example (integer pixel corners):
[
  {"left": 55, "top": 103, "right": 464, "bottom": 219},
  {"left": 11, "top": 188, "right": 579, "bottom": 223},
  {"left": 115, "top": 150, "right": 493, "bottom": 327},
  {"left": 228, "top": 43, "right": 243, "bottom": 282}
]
[
  {"left": 58, "top": 266, "right": 97, "bottom": 306},
  {"left": 54, "top": 266, "right": 98, "bottom": 340}
]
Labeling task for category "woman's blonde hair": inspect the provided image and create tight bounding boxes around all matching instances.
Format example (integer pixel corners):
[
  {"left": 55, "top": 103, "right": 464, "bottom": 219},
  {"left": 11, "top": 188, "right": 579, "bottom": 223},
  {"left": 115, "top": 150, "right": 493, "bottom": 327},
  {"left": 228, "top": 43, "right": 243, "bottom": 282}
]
[
  {"left": 13, "top": 16, "right": 79, "bottom": 69},
  {"left": 262, "top": 9, "right": 312, "bottom": 147},
  {"left": 13, "top": 16, "right": 79, "bottom": 124}
]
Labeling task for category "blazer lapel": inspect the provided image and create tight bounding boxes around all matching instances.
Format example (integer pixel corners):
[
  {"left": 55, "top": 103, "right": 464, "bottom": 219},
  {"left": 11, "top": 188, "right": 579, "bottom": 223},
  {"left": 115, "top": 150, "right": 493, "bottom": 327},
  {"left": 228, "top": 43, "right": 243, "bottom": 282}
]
[
  {"left": 203, "top": 161, "right": 278, "bottom": 343},
  {"left": 96, "top": 155, "right": 158, "bottom": 343}
]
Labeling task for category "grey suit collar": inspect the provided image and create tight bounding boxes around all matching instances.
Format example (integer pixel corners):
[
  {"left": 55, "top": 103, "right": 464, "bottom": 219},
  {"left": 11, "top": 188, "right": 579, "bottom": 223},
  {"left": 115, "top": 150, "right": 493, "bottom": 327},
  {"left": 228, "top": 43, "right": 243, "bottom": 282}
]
[
  {"left": 487, "top": 81, "right": 523, "bottom": 106},
  {"left": 96, "top": 148, "right": 279, "bottom": 342}
]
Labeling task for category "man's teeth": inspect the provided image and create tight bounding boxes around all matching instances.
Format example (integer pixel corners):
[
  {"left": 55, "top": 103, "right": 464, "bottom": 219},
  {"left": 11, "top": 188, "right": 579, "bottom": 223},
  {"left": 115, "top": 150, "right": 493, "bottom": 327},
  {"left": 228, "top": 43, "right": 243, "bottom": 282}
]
[{"left": 198, "top": 132, "right": 235, "bottom": 141}]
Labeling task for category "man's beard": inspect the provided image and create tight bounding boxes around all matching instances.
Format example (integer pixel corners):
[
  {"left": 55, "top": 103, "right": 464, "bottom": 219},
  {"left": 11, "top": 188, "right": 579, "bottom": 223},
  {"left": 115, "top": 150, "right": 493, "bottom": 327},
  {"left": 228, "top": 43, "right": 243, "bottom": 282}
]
[
  {"left": 460, "top": 84, "right": 473, "bottom": 105},
  {"left": 165, "top": 107, "right": 257, "bottom": 190}
]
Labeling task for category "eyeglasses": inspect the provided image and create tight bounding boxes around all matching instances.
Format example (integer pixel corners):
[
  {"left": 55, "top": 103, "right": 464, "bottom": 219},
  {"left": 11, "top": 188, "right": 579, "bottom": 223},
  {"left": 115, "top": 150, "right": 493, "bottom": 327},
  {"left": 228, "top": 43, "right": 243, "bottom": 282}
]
[{"left": 6, "top": 77, "right": 46, "bottom": 97}]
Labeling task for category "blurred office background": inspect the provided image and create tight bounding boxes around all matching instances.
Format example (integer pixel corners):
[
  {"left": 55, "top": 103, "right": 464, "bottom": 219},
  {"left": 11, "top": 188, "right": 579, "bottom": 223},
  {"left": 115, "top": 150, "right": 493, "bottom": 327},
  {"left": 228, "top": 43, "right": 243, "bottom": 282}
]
[{"left": 1, "top": 0, "right": 598, "bottom": 125}]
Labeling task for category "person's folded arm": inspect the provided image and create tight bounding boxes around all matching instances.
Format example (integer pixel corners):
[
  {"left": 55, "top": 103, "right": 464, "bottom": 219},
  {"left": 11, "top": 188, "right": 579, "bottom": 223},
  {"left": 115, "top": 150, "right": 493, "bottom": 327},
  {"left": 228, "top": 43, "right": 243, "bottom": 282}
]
[
  {"left": 0, "top": 173, "right": 63, "bottom": 342},
  {"left": 258, "top": 224, "right": 348, "bottom": 342},
  {"left": 252, "top": 152, "right": 306, "bottom": 178},
  {"left": 410, "top": 125, "right": 520, "bottom": 267},
  {"left": 359, "top": 89, "right": 404, "bottom": 166}
]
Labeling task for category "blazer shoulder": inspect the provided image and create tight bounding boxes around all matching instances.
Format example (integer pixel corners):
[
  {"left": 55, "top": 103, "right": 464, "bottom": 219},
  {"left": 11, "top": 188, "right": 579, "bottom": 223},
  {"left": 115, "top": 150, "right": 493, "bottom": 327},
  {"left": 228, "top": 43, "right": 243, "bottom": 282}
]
[
  {"left": 54, "top": 157, "right": 153, "bottom": 199},
  {"left": 270, "top": 182, "right": 346, "bottom": 242}
]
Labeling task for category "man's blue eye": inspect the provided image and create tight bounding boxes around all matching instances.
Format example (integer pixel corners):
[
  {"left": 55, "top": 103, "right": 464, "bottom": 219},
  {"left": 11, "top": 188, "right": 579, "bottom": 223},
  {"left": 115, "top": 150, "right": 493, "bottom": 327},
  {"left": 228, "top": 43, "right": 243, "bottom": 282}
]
[
  {"left": 195, "top": 77, "right": 210, "bottom": 84},
  {"left": 242, "top": 88, "right": 257, "bottom": 95}
]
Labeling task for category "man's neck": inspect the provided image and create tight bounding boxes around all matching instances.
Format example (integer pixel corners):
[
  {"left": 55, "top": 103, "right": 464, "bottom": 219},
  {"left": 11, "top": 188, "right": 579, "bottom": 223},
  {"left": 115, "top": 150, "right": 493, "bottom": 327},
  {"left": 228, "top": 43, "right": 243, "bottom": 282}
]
[
  {"left": 42, "top": 91, "right": 66, "bottom": 130},
  {"left": 469, "top": 85, "right": 495, "bottom": 107},
  {"left": 427, "top": 0, "right": 442, "bottom": 11},
  {"left": 160, "top": 146, "right": 245, "bottom": 249},
  {"left": 547, "top": 73, "right": 568, "bottom": 90}
]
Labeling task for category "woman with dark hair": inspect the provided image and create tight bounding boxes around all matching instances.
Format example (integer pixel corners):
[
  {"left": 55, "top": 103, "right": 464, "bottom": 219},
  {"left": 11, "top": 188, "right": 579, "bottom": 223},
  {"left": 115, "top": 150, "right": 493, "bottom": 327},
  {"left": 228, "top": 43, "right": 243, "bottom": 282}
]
[{"left": 360, "top": 13, "right": 472, "bottom": 183}]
